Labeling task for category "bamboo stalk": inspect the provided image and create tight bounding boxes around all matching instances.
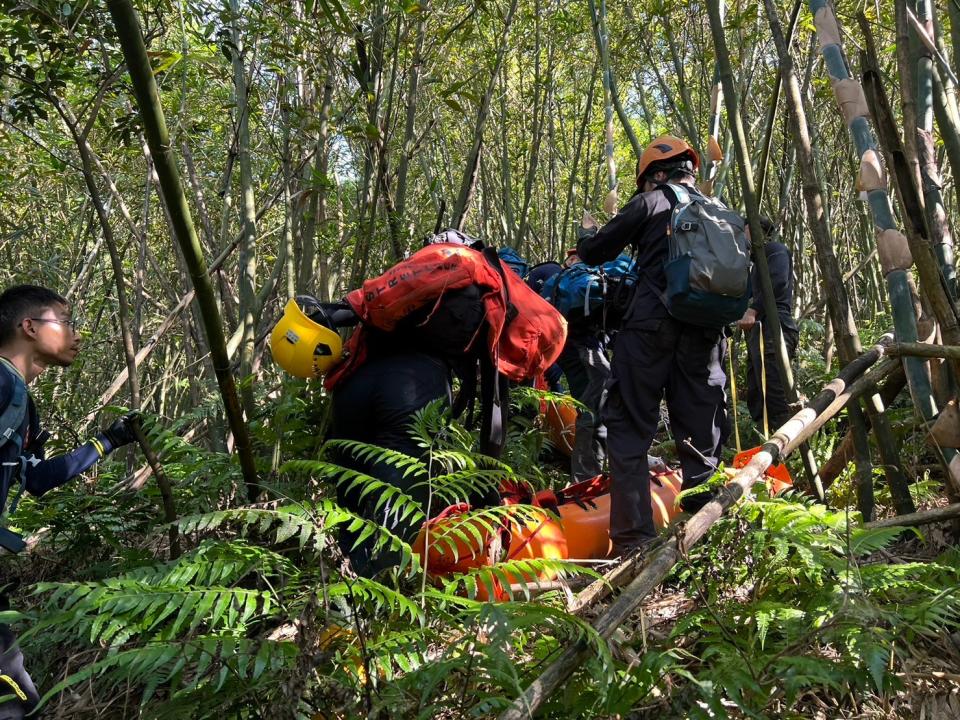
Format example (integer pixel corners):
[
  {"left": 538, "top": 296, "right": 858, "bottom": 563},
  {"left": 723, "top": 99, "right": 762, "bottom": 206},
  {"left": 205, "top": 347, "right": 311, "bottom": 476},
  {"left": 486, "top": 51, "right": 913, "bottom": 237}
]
[
  {"left": 706, "top": 0, "right": 823, "bottom": 498},
  {"left": 910, "top": 1, "right": 959, "bottom": 300},
  {"left": 450, "top": 0, "right": 520, "bottom": 229},
  {"left": 887, "top": 341, "right": 960, "bottom": 359},
  {"left": 867, "top": 502, "right": 960, "bottom": 529},
  {"left": 131, "top": 419, "right": 180, "bottom": 560},
  {"left": 761, "top": 0, "right": 902, "bottom": 519},
  {"left": 107, "top": 0, "right": 260, "bottom": 500}
]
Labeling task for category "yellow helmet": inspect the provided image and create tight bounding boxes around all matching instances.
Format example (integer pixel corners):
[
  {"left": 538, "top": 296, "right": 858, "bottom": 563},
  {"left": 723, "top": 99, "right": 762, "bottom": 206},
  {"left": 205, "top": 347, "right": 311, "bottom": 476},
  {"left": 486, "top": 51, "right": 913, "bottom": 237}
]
[{"left": 270, "top": 298, "right": 344, "bottom": 378}]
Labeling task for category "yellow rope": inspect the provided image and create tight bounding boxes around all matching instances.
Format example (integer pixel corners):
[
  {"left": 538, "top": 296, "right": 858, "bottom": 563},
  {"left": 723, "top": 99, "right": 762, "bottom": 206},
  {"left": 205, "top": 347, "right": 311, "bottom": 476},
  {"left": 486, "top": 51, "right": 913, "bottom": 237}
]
[
  {"left": 0, "top": 674, "right": 27, "bottom": 701},
  {"left": 758, "top": 320, "right": 769, "bottom": 440},
  {"left": 727, "top": 337, "right": 742, "bottom": 453}
]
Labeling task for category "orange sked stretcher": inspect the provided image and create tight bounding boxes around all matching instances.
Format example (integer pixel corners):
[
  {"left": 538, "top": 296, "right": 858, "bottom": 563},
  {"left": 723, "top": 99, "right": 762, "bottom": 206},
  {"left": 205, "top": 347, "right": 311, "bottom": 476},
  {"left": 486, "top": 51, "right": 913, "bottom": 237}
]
[{"left": 412, "top": 451, "right": 792, "bottom": 599}]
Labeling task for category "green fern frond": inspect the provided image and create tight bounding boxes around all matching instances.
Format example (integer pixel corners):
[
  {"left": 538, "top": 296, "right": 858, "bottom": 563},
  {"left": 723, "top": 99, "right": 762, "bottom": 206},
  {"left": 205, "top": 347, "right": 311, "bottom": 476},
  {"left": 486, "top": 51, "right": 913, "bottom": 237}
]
[
  {"left": 321, "top": 438, "right": 428, "bottom": 476},
  {"left": 327, "top": 577, "right": 425, "bottom": 623},
  {"left": 442, "top": 558, "right": 599, "bottom": 601}
]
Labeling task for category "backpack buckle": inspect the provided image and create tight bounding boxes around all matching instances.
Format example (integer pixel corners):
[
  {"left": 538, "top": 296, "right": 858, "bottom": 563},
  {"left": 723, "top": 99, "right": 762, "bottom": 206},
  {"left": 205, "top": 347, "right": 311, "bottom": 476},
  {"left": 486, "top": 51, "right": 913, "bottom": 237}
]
[{"left": 679, "top": 221, "right": 698, "bottom": 232}]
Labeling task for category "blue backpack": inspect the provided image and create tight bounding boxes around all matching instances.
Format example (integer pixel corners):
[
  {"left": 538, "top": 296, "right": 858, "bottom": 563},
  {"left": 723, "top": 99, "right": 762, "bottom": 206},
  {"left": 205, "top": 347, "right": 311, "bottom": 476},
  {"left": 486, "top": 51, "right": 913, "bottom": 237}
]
[
  {"left": 497, "top": 247, "right": 529, "bottom": 278},
  {"left": 659, "top": 184, "right": 752, "bottom": 328},
  {"left": 541, "top": 254, "right": 637, "bottom": 326}
]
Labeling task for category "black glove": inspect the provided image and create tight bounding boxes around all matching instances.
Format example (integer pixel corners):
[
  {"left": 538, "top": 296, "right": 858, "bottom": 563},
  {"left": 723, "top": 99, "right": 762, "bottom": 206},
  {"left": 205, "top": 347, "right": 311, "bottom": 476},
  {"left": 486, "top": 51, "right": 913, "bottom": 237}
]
[
  {"left": 101, "top": 411, "right": 141, "bottom": 450},
  {"left": 296, "top": 295, "right": 358, "bottom": 329},
  {"left": 576, "top": 225, "right": 598, "bottom": 242}
]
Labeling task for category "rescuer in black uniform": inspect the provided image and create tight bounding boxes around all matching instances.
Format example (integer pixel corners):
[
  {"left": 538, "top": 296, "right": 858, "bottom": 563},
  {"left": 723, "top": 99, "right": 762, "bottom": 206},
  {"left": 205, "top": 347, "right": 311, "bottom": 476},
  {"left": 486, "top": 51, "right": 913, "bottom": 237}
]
[{"left": 577, "top": 135, "right": 727, "bottom": 556}]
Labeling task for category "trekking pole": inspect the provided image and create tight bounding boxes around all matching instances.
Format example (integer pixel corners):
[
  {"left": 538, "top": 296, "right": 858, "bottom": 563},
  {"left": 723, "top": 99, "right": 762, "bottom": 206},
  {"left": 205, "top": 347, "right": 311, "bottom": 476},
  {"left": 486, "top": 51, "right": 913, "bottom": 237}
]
[{"left": 130, "top": 417, "right": 181, "bottom": 560}]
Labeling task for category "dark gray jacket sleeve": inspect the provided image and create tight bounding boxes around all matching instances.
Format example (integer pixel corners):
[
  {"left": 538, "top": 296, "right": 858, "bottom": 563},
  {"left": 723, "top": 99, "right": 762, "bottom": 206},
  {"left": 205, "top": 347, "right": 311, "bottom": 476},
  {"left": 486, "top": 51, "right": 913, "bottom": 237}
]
[
  {"left": 751, "top": 243, "right": 792, "bottom": 313},
  {"left": 577, "top": 194, "right": 649, "bottom": 265}
]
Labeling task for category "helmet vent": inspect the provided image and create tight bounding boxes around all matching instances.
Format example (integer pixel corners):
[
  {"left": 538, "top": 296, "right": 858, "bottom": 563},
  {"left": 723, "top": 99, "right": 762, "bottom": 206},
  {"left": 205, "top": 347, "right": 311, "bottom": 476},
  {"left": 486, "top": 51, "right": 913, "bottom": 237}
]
[{"left": 285, "top": 330, "right": 300, "bottom": 344}]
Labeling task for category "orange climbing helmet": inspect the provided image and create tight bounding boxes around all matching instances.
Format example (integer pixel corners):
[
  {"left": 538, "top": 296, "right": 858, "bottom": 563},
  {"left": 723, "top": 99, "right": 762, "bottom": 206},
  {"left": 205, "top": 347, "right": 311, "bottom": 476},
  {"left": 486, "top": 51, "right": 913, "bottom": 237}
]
[{"left": 636, "top": 134, "right": 700, "bottom": 185}]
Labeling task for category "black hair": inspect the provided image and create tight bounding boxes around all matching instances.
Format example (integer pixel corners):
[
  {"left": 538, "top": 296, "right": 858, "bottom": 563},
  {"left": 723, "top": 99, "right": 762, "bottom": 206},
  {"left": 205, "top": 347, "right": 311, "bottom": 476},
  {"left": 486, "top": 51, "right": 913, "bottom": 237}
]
[
  {"left": 0, "top": 284, "right": 68, "bottom": 345},
  {"left": 645, "top": 158, "right": 697, "bottom": 184}
]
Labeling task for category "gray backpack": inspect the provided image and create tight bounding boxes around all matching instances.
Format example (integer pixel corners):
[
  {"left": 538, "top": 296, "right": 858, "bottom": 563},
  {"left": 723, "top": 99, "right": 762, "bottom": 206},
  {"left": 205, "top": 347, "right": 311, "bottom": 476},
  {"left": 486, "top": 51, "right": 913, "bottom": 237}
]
[{"left": 660, "top": 184, "right": 751, "bottom": 328}]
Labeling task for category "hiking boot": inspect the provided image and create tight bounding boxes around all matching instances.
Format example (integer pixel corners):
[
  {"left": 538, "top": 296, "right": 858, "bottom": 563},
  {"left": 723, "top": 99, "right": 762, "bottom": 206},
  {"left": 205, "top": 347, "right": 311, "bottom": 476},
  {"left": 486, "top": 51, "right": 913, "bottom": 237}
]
[{"left": 611, "top": 537, "right": 657, "bottom": 561}]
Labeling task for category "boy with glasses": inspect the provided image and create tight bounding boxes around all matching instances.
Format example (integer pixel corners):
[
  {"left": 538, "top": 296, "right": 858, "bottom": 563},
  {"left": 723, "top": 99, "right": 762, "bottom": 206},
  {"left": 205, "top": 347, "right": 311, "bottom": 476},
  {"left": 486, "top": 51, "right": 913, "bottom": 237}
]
[{"left": 0, "top": 284, "right": 139, "bottom": 718}]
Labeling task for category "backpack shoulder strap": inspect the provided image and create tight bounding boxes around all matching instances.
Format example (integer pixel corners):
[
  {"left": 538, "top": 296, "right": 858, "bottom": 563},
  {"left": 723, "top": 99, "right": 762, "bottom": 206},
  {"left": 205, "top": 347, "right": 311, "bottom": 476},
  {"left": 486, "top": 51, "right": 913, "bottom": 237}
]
[
  {"left": 662, "top": 183, "right": 691, "bottom": 205},
  {"left": 0, "top": 362, "right": 27, "bottom": 455},
  {"left": 482, "top": 246, "right": 518, "bottom": 325},
  {"left": 549, "top": 266, "right": 572, "bottom": 306}
]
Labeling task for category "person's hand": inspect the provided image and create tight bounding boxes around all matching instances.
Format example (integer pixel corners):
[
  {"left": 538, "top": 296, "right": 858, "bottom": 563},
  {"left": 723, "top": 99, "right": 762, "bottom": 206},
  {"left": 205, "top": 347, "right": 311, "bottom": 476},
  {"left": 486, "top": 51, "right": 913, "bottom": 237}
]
[
  {"left": 102, "top": 411, "right": 141, "bottom": 449},
  {"left": 737, "top": 308, "right": 758, "bottom": 330},
  {"left": 576, "top": 225, "right": 598, "bottom": 242}
]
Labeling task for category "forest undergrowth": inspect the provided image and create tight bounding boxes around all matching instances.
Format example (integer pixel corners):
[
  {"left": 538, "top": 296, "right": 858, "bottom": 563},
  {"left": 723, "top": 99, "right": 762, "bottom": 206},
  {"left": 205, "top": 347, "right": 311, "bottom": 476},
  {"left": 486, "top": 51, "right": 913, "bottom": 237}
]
[{"left": 3, "top": 341, "right": 959, "bottom": 720}]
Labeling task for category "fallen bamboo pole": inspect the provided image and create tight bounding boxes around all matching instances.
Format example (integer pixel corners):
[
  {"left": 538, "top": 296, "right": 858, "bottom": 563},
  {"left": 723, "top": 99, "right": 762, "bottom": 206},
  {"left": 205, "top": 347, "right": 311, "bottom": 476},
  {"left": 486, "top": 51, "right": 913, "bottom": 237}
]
[
  {"left": 886, "top": 342, "right": 960, "bottom": 360},
  {"left": 568, "top": 345, "right": 898, "bottom": 618},
  {"left": 499, "top": 339, "right": 891, "bottom": 720},
  {"left": 866, "top": 502, "right": 960, "bottom": 529}
]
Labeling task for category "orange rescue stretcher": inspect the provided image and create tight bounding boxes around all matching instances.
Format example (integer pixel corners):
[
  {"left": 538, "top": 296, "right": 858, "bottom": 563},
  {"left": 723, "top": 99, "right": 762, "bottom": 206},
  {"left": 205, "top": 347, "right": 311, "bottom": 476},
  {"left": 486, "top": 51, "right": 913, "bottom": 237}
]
[{"left": 413, "top": 450, "right": 792, "bottom": 600}]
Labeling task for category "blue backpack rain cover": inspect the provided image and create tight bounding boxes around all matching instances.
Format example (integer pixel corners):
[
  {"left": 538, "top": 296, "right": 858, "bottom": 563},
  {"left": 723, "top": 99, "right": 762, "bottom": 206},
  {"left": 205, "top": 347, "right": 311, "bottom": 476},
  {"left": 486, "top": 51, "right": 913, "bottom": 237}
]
[
  {"left": 541, "top": 254, "right": 637, "bottom": 324},
  {"left": 497, "top": 247, "right": 529, "bottom": 278}
]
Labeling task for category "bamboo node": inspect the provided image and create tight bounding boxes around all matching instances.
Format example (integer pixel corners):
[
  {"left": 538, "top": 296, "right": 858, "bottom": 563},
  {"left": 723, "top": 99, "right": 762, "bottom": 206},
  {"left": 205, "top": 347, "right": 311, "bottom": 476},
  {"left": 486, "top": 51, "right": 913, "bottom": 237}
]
[
  {"left": 877, "top": 228, "right": 913, "bottom": 273},
  {"left": 858, "top": 148, "right": 886, "bottom": 192},
  {"left": 814, "top": 5, "right": 842, "bottom": 50},
  {"left": 832, "top": 78, "right": 871, "bottom": 127}
]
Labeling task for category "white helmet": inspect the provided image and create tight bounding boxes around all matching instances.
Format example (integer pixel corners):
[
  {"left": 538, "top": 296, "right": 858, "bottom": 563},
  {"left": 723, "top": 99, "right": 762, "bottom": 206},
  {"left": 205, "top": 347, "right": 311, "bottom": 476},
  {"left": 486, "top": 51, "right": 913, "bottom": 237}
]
[{"left": 424, "top": 229, "right": 484, "bottom": 249}]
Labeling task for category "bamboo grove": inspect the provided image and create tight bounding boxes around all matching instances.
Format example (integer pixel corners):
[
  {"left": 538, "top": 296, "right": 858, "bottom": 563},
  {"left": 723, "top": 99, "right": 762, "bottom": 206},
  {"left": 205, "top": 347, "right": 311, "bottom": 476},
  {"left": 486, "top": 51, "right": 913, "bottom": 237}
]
[{"left": 2, "top": 0, "right": 960, "bottom": 717}]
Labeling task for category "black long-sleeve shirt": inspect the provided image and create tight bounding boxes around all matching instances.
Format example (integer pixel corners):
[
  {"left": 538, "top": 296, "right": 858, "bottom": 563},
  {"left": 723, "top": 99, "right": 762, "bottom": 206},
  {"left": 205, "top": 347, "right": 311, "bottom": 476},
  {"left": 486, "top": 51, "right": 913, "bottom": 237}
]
[
  {"left": 0, "top": 364, "right": 115, "bottom": 513},
  {"left": 750, "top": 241, "right": 797, "bottom": 333},
  {"left": 577, "top": 185, "right": 681, "bottom": 330}
]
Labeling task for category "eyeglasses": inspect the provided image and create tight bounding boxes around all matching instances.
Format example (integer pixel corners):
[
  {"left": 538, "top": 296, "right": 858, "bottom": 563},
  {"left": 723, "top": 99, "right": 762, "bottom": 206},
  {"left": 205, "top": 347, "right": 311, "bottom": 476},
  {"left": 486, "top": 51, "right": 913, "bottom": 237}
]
[{"left": 27, "top": 317, "right": 81, "bottom": 331}]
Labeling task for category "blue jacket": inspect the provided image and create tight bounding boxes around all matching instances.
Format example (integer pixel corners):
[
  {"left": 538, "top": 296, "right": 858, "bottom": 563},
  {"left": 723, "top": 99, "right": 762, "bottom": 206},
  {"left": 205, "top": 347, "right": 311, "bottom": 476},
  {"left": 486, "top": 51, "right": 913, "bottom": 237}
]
[{"left": 0, "top": 362, "right": 116, "bottom": 514}]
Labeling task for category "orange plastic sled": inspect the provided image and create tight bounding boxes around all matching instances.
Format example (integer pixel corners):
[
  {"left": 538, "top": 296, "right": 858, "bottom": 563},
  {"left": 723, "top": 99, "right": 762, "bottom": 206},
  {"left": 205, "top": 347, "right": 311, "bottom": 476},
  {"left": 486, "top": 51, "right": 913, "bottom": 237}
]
[
  {"left": 413, "top": 451, "right": 793, "bottom": 600},
  {"left": 412, "top": 471, "right": 683, "bottom": 599},
  {"left": 731, "top": 446, "right": 794, "bottom": 495}
]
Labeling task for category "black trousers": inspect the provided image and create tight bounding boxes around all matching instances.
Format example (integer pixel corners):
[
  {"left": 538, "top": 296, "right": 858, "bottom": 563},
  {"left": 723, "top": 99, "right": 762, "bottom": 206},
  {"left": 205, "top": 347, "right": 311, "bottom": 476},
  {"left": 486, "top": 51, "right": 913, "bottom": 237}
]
[
  {"left": 330, "top": 352, "right": 452, "bottom": 575},
  {"left": 745, "top": 323, "right": 799, "bottom": 431},
  {"left": 0, "top": 621, "right": 39, "bottom": 720},
  {"left": 556, "top": 341, "right": 610, "bottom": 481},
  {"left": 604, "top": 319, "right": 727, "bottom": 546}
]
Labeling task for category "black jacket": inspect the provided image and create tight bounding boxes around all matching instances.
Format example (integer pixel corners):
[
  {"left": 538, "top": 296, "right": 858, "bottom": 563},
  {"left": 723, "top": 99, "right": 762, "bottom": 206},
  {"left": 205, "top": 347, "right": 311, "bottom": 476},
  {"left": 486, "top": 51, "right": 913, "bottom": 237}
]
[
  {"left": 750, "top": 241, "right": 798, "bottom": 334},
  {"left": 576, "top": 184, "right": 682, "bottom": 330}
]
